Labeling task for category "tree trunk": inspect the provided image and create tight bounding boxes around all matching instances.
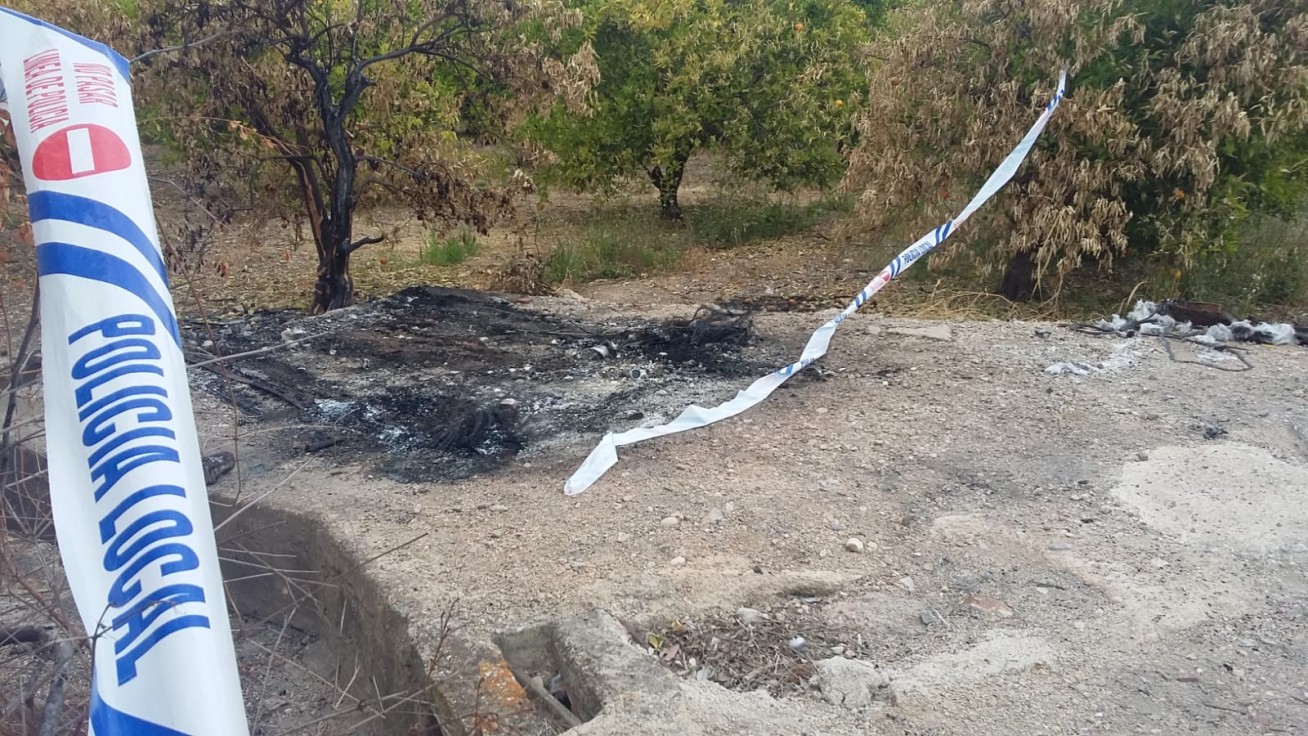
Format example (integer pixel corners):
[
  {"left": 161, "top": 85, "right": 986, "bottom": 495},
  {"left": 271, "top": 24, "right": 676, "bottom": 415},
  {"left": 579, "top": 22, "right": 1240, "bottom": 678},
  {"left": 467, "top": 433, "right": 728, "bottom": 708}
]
[
  {"left": 648, "top": 147, "right": 691, "bottom": 220},
  {"left": 999, "top": 249, "right": 1038, "bottom": 302},
  {"left": 312, "top": 239, "right": 354, "bottom": 314}
]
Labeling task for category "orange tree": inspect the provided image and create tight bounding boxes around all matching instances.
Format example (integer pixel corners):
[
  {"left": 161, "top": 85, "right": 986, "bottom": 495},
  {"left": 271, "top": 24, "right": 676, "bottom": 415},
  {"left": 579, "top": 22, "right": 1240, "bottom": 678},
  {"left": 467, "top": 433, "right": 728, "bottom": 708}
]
[{"left": 527, "top": 0, "right": 873, "bottom": 219}]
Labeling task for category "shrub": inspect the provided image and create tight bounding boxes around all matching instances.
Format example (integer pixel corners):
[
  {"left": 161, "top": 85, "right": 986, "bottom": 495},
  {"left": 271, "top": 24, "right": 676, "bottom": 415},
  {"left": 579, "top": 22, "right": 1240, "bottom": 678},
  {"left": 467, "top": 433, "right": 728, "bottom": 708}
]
[
  {"left": 420, "top": 229, "right": 481, "bottom": 267},
  {"left": 844, "top": 0, "right": 1308, "bottom": 303},
  {"left": 543, "top": 217, "right": 686, "bottom": 283}
]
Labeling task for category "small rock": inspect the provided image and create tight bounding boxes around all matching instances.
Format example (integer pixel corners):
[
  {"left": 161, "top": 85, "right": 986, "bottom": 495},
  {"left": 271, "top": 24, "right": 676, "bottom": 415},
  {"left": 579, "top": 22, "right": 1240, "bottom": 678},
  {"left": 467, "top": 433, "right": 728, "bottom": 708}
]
[
  {"left": 1137, "top": 452, "right": 1150, "bottom": 462},
  {"left": 615, "top": 532, "right": 632, "bottom": 543},
  {"left": 669, "top": 556, "right": 686, "bottom": 567},
  {"left": 489, "top": 530, "right": 503, "bottom": 539},
  {"left": 556, "top": 288, "right": 588, "bottom": 302},
  {"left": 815, "top": 657, "right": 888, "bottom": 709},
  {"left": 831, "top": 644, "right": 846, "bottom": 655},
  {"left": 1034, "top": 327, "right": 1052, "bottom": 338},
  {"left": 661, "top": 516, "right": 681, "bottom": 528},
  {"left": 300, "top": 639, "right": 337, "bottom": 680},
  {"left": 1048, "top": 542, "right": 1072, "bottom": 551},
  {"left": 920, "top": 610, "right": 943, "bottom": 626},
  {"left": 1203, "top": 423, "right": 1226, "bottom": 440},
  {"left": 1073, "top": 621, "right": 1086, "bottom": 631},
  {"left": 844, "top": 538, "right": 865, "bottom": 554},
  {"left": 490, "top": 504, "right": 509, "bottom": 513},
  {"left": 898, "top": 576, "right": 916, "bottom": 593},
  {"left": 724, "top": 501, "right": 736, "bottom": 513},
  {"left": 201, "top": 451, "right": 236, "bottom": 486},
  {"left": 737, "top": 607, "right": 766, "bottom": 626},
  {"left": 704, "top": 507, "right": 725, "bottom": 525},
  {"left": 963, "top": 592, "right": 1014, "bottom": 618},
  {"left": 830, "top": 520, "right": 845, "bottom": 532},
  {"left": 1149, "top": 558, "right": 1169, "bottom": 569}
]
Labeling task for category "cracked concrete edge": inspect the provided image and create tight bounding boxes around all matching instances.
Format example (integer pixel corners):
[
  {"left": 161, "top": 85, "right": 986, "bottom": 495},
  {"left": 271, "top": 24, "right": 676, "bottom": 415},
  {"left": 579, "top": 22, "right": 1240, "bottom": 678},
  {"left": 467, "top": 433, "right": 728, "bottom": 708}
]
[{"left": 545, "top": 609, "right": 686, "bottom": 735}]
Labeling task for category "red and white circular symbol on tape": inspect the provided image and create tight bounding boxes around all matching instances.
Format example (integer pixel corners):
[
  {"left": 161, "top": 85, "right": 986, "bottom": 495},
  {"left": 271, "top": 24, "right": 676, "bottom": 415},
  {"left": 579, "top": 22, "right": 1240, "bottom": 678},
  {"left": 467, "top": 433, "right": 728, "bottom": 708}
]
[{"left": 32, "top": 124, "right": 131, "bottom": 181}]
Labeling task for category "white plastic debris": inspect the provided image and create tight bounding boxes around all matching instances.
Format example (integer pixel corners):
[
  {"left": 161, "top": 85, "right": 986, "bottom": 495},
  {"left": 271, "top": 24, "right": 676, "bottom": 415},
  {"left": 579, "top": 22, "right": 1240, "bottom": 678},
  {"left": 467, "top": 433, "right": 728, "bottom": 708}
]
[
  {"left": 1255, "top": 322, "right": 1297, "bottom": 346},
  {"left": 1127, "top": 299, "right": 1158, "bottom": 322},
  {"left": 1045, "top": 361, "right": 1093, "bottom": 376},
  {"left": 1205, "top": 324, "right": 1234, "bottom": 342}
]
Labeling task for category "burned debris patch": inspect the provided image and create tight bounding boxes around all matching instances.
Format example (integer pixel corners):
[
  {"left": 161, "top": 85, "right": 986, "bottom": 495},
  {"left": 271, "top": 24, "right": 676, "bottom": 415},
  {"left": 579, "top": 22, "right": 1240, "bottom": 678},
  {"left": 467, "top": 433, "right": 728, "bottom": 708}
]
[{"left": 184, "top": 287, "right": 765, "bottom": 483}]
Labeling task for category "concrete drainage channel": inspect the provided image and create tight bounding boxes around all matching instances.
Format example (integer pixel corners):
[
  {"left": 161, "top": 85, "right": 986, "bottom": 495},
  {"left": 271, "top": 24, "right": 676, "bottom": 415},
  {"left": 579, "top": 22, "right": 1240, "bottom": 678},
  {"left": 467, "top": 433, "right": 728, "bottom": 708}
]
[
  {"left": 215, "top": 497, "right": 659, "bottom": 735},
  {"left": 215, "top": 500, "right": 450, "bottom": 735}
]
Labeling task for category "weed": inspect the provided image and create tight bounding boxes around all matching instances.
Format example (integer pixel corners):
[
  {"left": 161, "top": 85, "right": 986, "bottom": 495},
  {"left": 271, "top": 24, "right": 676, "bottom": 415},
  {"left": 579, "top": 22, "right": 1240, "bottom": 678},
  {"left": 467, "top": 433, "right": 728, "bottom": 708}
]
[
  {"left": 687, "top": 195, "right": 846, "bottom": 247},
  {"left": 1170, "top": 213, "right": 1308, "bottom": 319},
  {"left": 420, "top": 229, "right": 481, "bottom": 266},
  {"left": 543, "top": 216, "right": 686, "bottom": 283}
]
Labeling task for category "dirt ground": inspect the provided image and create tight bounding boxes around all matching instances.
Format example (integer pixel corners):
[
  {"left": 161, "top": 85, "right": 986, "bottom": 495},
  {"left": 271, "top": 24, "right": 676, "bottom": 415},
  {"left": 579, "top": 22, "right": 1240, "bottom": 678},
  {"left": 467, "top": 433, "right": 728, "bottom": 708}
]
[{"left": 197, "top": 292, "right": 1308, "bottom": 736}]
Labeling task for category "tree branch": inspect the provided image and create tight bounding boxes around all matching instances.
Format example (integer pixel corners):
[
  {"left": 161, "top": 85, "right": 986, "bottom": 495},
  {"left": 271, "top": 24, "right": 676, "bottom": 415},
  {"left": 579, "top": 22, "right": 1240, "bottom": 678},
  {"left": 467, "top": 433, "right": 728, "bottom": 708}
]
[
  {"left": 344, "top": 235, "right": 384, "bottom": 254},
  {"left": 130, "top": 29, "right": 239, "bottom": 64},
  {"left": 359, "top": 155, "right": 424, "bottom": 179}
]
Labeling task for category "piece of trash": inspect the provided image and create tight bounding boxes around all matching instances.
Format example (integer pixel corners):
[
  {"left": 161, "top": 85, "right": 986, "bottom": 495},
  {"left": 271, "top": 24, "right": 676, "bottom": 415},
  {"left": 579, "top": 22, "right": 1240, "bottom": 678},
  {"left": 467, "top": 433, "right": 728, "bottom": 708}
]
[
  {"left": 1203, "top": 424, "right": 1226, "bottom": 440},
  {"left": 590, "top": 344, "right": 610, "bottom": 359},
  {"left": 788, "top": 636, "right": 808, "bottom": 651},
  {"left": 1045, "top": 361, "right": 1093, "bottom": 376},
  {"left": 1090, "top": 299, "right": 1302, "bottom": 347}
]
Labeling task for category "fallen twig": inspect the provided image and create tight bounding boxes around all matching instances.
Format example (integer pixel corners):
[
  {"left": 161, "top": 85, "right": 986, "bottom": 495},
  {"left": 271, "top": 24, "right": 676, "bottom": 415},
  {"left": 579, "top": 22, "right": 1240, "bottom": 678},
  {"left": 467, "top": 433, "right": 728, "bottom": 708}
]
[
  {"left": 186, "top": 333, "right": 322, "bottom": 369},
  {"left": 1203, "top": 701, "right": 1246, "bottom": 715},
  {"left": 504, "top": 661, "right": 583, "bottom": 730}
]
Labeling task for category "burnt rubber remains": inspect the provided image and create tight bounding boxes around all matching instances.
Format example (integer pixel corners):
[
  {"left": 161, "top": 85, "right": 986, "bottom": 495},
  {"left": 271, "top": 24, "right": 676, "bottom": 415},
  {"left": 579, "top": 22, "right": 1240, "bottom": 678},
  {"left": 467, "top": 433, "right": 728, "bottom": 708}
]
[{"left": 184, "top": 287, "right": 766, "bottom": 483}]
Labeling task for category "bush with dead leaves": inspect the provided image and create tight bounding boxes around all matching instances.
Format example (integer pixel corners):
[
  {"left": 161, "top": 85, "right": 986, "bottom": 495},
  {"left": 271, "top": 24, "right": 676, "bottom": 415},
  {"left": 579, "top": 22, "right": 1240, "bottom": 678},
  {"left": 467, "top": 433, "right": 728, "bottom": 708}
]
[{"left": 843, "top": 0, "right": 1308, "bottom": 301}]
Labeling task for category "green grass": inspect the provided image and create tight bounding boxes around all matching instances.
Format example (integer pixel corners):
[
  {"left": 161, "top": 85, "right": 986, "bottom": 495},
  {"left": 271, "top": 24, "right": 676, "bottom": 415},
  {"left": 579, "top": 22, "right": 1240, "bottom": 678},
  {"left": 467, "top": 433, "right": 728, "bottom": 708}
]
[
  {"left": 419, "top": 229, "right": 481, "bottom": 266},
  {"left": 685, "top": 194, "right": 848, "bottom": 247},
  {"left": 543, "top": 218, "right": 687, "bottom": 283}
]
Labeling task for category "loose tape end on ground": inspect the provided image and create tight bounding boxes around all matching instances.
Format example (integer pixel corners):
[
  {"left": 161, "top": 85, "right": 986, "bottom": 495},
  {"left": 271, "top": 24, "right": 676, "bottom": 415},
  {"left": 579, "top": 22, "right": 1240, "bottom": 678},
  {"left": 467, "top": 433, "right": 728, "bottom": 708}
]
[{"left": 564, "top": 68, "right": 1069, "bottom": 496}]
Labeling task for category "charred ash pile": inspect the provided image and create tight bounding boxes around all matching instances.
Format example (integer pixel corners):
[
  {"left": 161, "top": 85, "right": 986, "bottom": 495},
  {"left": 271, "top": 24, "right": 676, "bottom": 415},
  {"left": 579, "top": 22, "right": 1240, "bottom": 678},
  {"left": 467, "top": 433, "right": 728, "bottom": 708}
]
[{"left": 183, "top": 287, "right": 765, "bottom": 482}]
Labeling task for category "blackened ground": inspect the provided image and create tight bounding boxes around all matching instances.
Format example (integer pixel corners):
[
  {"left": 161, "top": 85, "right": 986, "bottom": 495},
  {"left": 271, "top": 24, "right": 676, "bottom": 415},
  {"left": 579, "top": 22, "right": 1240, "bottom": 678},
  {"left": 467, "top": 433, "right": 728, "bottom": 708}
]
[{"left": 184, "top": 287, "right": 768, "bottom": 483}]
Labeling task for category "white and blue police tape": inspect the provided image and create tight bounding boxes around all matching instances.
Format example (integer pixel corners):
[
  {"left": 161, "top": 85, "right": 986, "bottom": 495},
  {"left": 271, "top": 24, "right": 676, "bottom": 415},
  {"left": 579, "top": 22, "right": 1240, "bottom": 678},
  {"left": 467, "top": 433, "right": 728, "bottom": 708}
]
[
  {"left": 565, "top": 69, "right": 1068, "bottom": 495},
  {"left": 0, "top": 9, "right": 249, "bottom": 735}
]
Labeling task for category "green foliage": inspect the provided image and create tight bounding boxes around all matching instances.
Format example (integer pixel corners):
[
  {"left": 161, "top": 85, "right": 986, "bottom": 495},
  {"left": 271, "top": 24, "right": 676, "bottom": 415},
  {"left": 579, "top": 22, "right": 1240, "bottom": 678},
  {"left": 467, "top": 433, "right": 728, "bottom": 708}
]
[
  {"left": 543, "top": 216, "right": 688, "bottom": 283},
  {"left": 687, "top": 195, "right": 848, "bottom": 247},
  {"left": 528, "top": 0, "right": 875, "bottom": 217},
  {"left": 1171, "top": 213, "right": 1308, "bottom": 317},
  {"left": 419, "top": 229, "right": 481, "bottom": 266}
]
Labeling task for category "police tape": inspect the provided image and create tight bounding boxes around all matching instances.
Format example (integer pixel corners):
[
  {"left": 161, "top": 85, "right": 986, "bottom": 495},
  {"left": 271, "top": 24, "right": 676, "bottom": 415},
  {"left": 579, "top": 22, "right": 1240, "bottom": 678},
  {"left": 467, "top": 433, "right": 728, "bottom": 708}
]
[
  {"left": 565, "top": 69, "right": 1068, "bottom": 495},
  {"left": 0, "top": 9, "right": 249, "bottom": 735}
]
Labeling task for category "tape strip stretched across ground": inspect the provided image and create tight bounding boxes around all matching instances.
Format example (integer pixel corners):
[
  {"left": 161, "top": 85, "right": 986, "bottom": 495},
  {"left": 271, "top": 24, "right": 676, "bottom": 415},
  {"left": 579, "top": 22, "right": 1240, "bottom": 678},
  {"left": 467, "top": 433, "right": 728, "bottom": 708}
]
[{"left": 564, "top": 69, "right": 1068, "bottom": 496}]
